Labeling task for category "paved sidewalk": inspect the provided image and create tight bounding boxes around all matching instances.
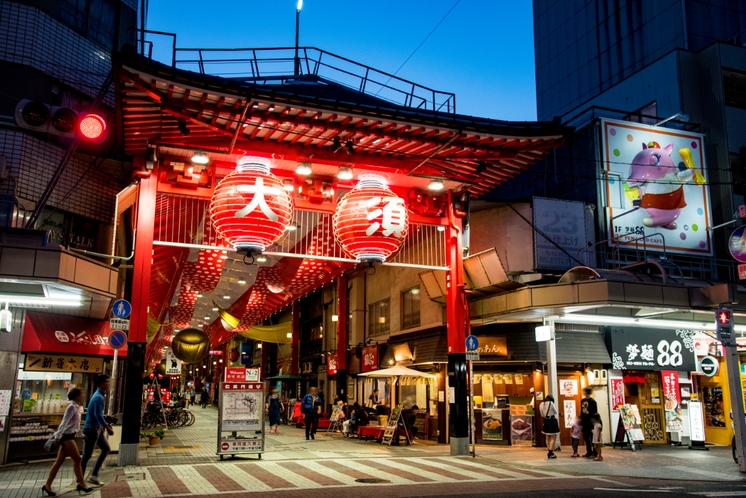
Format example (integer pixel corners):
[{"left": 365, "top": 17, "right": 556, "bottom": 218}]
[{"left": 1, "top": 405, "right": 744, "bottom": 498}]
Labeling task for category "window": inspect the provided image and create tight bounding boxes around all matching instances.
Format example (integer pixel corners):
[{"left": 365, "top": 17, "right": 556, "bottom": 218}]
[
  {"left": 724, "top": 70, "right": 746, "bottom": 110},
  {"left": 60, "top": 0, "right": 117, "bottom": 50},
  {"left": 368, "top": 299, "right": 390, "bottom": 336},
  {"left": 401, "top": 287, "right": 421, "bottom": 329}
]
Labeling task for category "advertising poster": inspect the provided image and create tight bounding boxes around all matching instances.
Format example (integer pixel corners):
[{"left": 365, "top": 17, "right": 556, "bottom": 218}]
[
  {"left": 0, "top": 390, "right": 11, "bottom": 416},
  {"left": 503, "top": 374, "right": 513, "bottom": 385},
  {"left": 560, "top": 379, "right": 578, "bottom": 397},
  {"left": 610, "top": 378, "right": 625, "bottom": 411},
  {"left": 510, "top": 415, "right": 533, "bottom": 446},
  {"left": 564, "top": 400, "right": 576, "bottom": 428},
  {"left": 600, "top": 118, "right": 711, "bottom": 255},
  {"left": 165, "top": 350, "right": 182, "bottom": 376},
  {"left": 661, "top": 370, "right": 682, "bottom": 433},
  {"left": 533, "top": 197, "right": 589, "bottom": 269},
  {"left": 481, "top": 409, "right": 503, "bottom": 440},
  {"left": 619, "top": 404, "right": 645, "bottom": 441},
  {"left": 610, "top": 327, "right": 697, "bottom": 372}
]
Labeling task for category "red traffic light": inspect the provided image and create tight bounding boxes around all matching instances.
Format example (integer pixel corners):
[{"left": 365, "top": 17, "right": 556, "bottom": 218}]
[
  {"left": 78, "top": 113, "right": 106, "bottom": 140},
  {"left": 718, "top": 311, "right": 731, "bottom": 324}
]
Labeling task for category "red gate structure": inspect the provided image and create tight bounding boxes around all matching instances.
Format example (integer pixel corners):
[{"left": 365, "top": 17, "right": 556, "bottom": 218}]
[{"left": 112, "top": 45, "right": 568, "bottom": 459}]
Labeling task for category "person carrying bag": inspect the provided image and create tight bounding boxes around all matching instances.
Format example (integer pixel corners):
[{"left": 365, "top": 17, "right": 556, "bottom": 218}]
[{"left": 539, "top": 395, "right": 561, "bottom": 459}]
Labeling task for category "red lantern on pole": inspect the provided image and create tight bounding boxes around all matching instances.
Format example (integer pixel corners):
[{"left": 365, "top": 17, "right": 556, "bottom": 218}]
[
  {"left": 333, "top": 174, "right": 409, "bottom": 263},
  {"left": 209, "top": 156, "right": 293, "bottom": 253}
]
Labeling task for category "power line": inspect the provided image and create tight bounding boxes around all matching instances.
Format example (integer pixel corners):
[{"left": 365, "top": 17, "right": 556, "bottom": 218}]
[{"left": 375, "top": 0, "right": 462, "bottom": 95}]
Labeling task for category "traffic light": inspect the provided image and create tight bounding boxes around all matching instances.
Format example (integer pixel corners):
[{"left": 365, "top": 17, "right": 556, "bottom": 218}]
[
  {"left": 716, "top": 305, "right": 734, "bottom": 345},
  {"left": 14, "top": 100, "right": 108, "bottom": 143}
]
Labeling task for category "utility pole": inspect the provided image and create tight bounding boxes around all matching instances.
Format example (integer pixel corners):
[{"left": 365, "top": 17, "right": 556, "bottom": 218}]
[
  {"left": 717, "top": 305, "right": 746, "bottom": 472},
  {"left": 294, "top": 0, "right": 302, "bottom": 77}
]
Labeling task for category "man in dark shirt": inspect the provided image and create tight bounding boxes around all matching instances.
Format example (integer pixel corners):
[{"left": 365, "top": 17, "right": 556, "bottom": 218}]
[{"left": 580, "top": 387, "right": 598, "bottom": 457}]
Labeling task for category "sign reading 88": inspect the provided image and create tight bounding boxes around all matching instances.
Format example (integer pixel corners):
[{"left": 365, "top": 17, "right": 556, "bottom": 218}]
[{"left": 657, "top": 340, "right": 683, "bottom": 367}]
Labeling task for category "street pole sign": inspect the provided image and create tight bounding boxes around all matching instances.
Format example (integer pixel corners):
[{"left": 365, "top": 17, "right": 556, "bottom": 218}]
[
  {"left": 112, "top": 299, "right": 132, "bottom": 319},
  {"left": 108, "top": 330, "right": 127, "bottom": 350},
  {"left": 465, "top": 335, "right": 479, "bottom": 351}
]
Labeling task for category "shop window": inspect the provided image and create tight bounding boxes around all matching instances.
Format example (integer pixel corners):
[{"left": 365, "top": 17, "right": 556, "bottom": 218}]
[
  {"left": 401, "top": 286, "right": 421, "bottom": 329},
  {"left": 368, "top": 299, "right": 390, "bottom": 336}
]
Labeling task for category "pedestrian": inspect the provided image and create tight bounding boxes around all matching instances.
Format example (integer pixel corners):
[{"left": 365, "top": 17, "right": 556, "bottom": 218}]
[
  {"left": 580, "top": 387, "right": 598, "bottom": 458},
  {"left": 347, "top": 402, "right": 368, "bottom": 437},
  {"left": 200, "top": 388, "right": 209, "bottom": 409},
  {"left": 42, "top": 388, "right": 93, "bottom": 496},
  {"left": 81, "top": 375, "right": 113, "bottom": 486},
  {"left": 266, "top": 389, "right": 284, "bottom": 434},
  {"left": 366, "top": 388, "right": 382, "bottom": 416},
  {"left": 301, "top": 387, "right": 321, "bottom": 440},
  {"left": 189, "top": 388, "right": 196, "bottom": 407},
  {"left": 591, "top": 413, "right": 603, "bottom": 461},
  {"left": 539, "top": 395, "right": 560, "bottom": 459},
  {"left": 570, "top": 416, "right": 583, "bottom": 457}
]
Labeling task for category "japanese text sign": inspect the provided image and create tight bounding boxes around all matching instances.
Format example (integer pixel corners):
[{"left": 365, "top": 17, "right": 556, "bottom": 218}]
[
  {"left": 25, "top": 354, "right": 103, "bottom": 373},
  {"left": 362, "top": 345, "right": 378, "bottom": 372},
  {"left": 610, "top": 327, "right": 696, "bottom": 372}
]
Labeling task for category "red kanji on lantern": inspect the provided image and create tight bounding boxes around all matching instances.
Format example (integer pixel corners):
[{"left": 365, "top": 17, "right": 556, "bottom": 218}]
[
  {"left": 210, "top": 156, "right": 293, "bottom": 253},
  {"left": 333, "top": 174, "right": 409, "bottom": 263}
]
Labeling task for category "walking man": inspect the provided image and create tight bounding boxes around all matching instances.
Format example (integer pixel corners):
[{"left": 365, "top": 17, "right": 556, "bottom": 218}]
[
  {"left": 81, "top": 374, "right": 114, "bottom": 485},
  {"left": 580, "top": 387, "right": 598, "bottom": 458},
  {"left": 301, "top": 387, "right": 321, "bottom": 440}
]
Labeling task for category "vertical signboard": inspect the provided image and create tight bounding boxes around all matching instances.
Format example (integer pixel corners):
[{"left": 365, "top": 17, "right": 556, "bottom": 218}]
[
  {"left": 661, "top": 370, "right": 683, "bottom": 433},
  {"left": 600, "top": 118, "right": 712, "bottom": 255},
  {"left": 165, "top": 350, "right": 182, "bottom": 376},
  {"left": 532, "top": 197, "right": 589, "bottom": 269}
]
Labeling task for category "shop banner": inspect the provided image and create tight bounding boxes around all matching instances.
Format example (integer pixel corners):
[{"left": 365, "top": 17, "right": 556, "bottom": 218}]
[
  {"left": 564, "top": 400, "right": 576, "bottom": 428},
  {"left": 610, "top": 378, "right": 625, "bottom": 411},
  {"left": 533, "top": 197, "right": 590, "bottom": 269},
  {"left": 165, "top": 350, "right": 182, "bottom": 376},
  {"left": 560, "top": 379, "right": 578, "bottom": 396},
  {"left": 224, "top": 367, "right": 260, "bottom": 382},
  {"left": 600, "top": 118, "right": 712, "bottom": 255},
  {"left": 661, "top": 370, "right": 683, "bottom": 433},
  {"left": 362, "top": 345, "right": 378, "bottom": 372},
  {"left": 471, "top": 335, "right": 508, "bottom": 356},
  {"left": 688, "top": 400, "right": 706, "bottom": 442},
  {"left": 327, "top": 353, "right": 338, "bottom": 375},
  {"left": 610, "top": 327, "right": 697, "bottom": 371},
  {"left": 25, "top": 354, "right": 103, "bottom": 373}
]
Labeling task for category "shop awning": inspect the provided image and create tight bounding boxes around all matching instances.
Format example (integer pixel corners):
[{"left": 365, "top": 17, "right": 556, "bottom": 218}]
[{"left": 22, "top": 312, "right": 127, "bottom": 357}]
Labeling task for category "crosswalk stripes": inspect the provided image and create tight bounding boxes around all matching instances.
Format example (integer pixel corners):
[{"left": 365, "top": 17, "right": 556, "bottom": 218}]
[{"left": 110, "top": 456, "right": 576, "bottom": 496}]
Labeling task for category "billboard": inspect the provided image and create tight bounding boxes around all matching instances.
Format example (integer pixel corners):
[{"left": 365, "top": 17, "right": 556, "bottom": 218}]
[
  {"left": 533, "top": 197, "right": 590, "bottom": 269},
  {"left": 601, "top": 118, "right": 711, "bottom": 255}
]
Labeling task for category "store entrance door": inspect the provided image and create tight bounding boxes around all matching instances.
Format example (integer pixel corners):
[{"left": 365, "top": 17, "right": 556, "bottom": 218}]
[
  {"left": 639, "top": 372, "right": 667, "bottom": 444},
  {"left": 557, "top": 375, "right": 581, "bottom": 447}
]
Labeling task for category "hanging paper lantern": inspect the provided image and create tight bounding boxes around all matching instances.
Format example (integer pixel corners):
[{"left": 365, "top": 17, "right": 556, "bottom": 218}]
[
  {"left": 333, "top": 174, "right": 409, "bottom": 263},
  {"left": 229, "top": 349, "right": 239, "bottom": 362},
  {"left": 171, "top": 328, "right": 211, "bottom": 364},
  {"left": 209, "top": 156, "right": 293, "bottom": 253}
]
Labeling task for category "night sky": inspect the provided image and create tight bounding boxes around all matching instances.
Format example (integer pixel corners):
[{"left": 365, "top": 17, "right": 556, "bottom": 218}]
[{"left": 145, "top": 0, "right": 536, "bottom": 121}]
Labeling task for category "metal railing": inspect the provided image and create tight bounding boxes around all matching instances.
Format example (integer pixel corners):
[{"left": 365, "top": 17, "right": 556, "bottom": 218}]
[
  {"left": 578, "top": 233, "right": 740, "bottom": 282},
  {"left": 130, "top": 30, "right": 456, "bottom": 113}
]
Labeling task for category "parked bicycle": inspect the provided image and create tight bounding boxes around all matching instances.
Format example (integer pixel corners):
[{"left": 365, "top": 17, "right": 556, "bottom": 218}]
[{"left": 140, "top": 400, "right": 195, "bottom": 429}]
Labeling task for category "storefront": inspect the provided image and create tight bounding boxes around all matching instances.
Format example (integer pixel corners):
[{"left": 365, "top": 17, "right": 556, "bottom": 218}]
[
  {"left": 608, "top": 326, "right": 698, "bottom": 446},
  {"left": 8, "top": 312, "right": 124, "bottom": 461},
  {"left": 470, "top": 322, "right": 611, "bottom": 447}
]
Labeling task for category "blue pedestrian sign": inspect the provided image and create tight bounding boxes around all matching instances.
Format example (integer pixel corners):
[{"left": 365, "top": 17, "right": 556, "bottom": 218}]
[
  {"left": 108, "top": 330, "right": 127, "bottom": 350},
  {"left": 112, "top": 299, "right": 132, "bottom": 319},
  {"left": 466, "top": 335, "right": 479, "bottom": 351}
]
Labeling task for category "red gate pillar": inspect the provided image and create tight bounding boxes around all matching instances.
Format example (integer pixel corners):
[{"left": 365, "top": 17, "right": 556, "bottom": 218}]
[
  {"left": 118, "top": 159, "right": 157, "bottom": 466},
  {"left": 290, "top": 301, "right": 300, "bottom": 375},
  {"left": 446, "top": 190, "right": 469, "bottom": 455},
  {"left": 336, "top": 275, "right": 348, "bottom": 402}
]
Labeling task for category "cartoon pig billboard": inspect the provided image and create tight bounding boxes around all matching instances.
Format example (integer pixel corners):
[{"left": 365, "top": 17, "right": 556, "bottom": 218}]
[{"left": 601, "top": 118, "right": 712, "bottom": 255}]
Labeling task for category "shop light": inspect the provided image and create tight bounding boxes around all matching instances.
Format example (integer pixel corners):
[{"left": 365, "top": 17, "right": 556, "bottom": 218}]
[
  {"left": 198, "top": 324, "right": 204, "bottom": 327},
  {"left": 257, "top": 343, "right": 262, "bottom": 349},
  {"left": 0, "top": 303, "right": 11, "bottom": 332},
  {"left": 553, "top": 314, "right": 746, "bottom": 332},
  {"left": 237, "top": 279, "right": 247, "bottom": 285},
  {"left": 0, "top": 296, "right": 83, "bottom": 307},
  {"left": 331, "top": 314, "right": 339, "bottom": 322},
  {"left": 437, "top": 226, "right": 446, "bottom": 232},
  {"left": 428, "top": 179, "right": 444, "bottom": 191},
  {"left": 286, "top": 332, "right": 293, "bottom": 338},
  {"left": 223, "top": 295, "right": 231, "bottom": 299},
  {"left": 283, "top": 179, "right": 294, "bottom": 192},
  {"left": 295, "top": 162, "right": 312, "bottom": 175},
  {"left": 204, "top": 316, "right": 210, "bottom": 320},
  {"left": 256, "top": 255, "right": 267, "bottom": 263},
  {"left": 337, "top": 167, "right": 353, "bottom": 180},
  {"left": 285, "top": 224, "right": 297, "bottom": 231},
  {"left": 211, "top": 307, "right": 219, "bottom": 311},
  {"left": 191, "top": 152, "right": 209, "bottom": 165}
]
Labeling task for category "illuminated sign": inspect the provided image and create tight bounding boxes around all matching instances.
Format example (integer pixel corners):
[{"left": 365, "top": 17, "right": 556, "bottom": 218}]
[{"left": 600, "top": 118, "right": 711, "bottom": 255}]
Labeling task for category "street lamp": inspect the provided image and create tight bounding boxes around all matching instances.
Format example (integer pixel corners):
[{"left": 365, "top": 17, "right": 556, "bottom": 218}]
[{"left": 295, "top": 0, "right": 303, "bottom": 77}]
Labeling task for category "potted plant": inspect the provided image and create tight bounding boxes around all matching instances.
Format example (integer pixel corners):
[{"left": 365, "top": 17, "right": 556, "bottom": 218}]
[{"left": 140, "top": 429, "right": 165, "bottom": 446}]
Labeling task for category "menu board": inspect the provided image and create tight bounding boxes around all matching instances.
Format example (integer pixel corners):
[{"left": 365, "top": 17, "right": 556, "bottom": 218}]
[
  {"left": 481, "top": 408, "right": 503, "bottom": 440},
  {"left": 330, "top": 405, "right": 343, "bottom": 422},
  {"left": 509, "top": 404, "right": 532, "bottom": 446},
  {"left": 618, "top": 404, "right": 645, "bottom": 442},
  {"left": 413, "top": 412, "right": 426, "bottom": 435}
]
